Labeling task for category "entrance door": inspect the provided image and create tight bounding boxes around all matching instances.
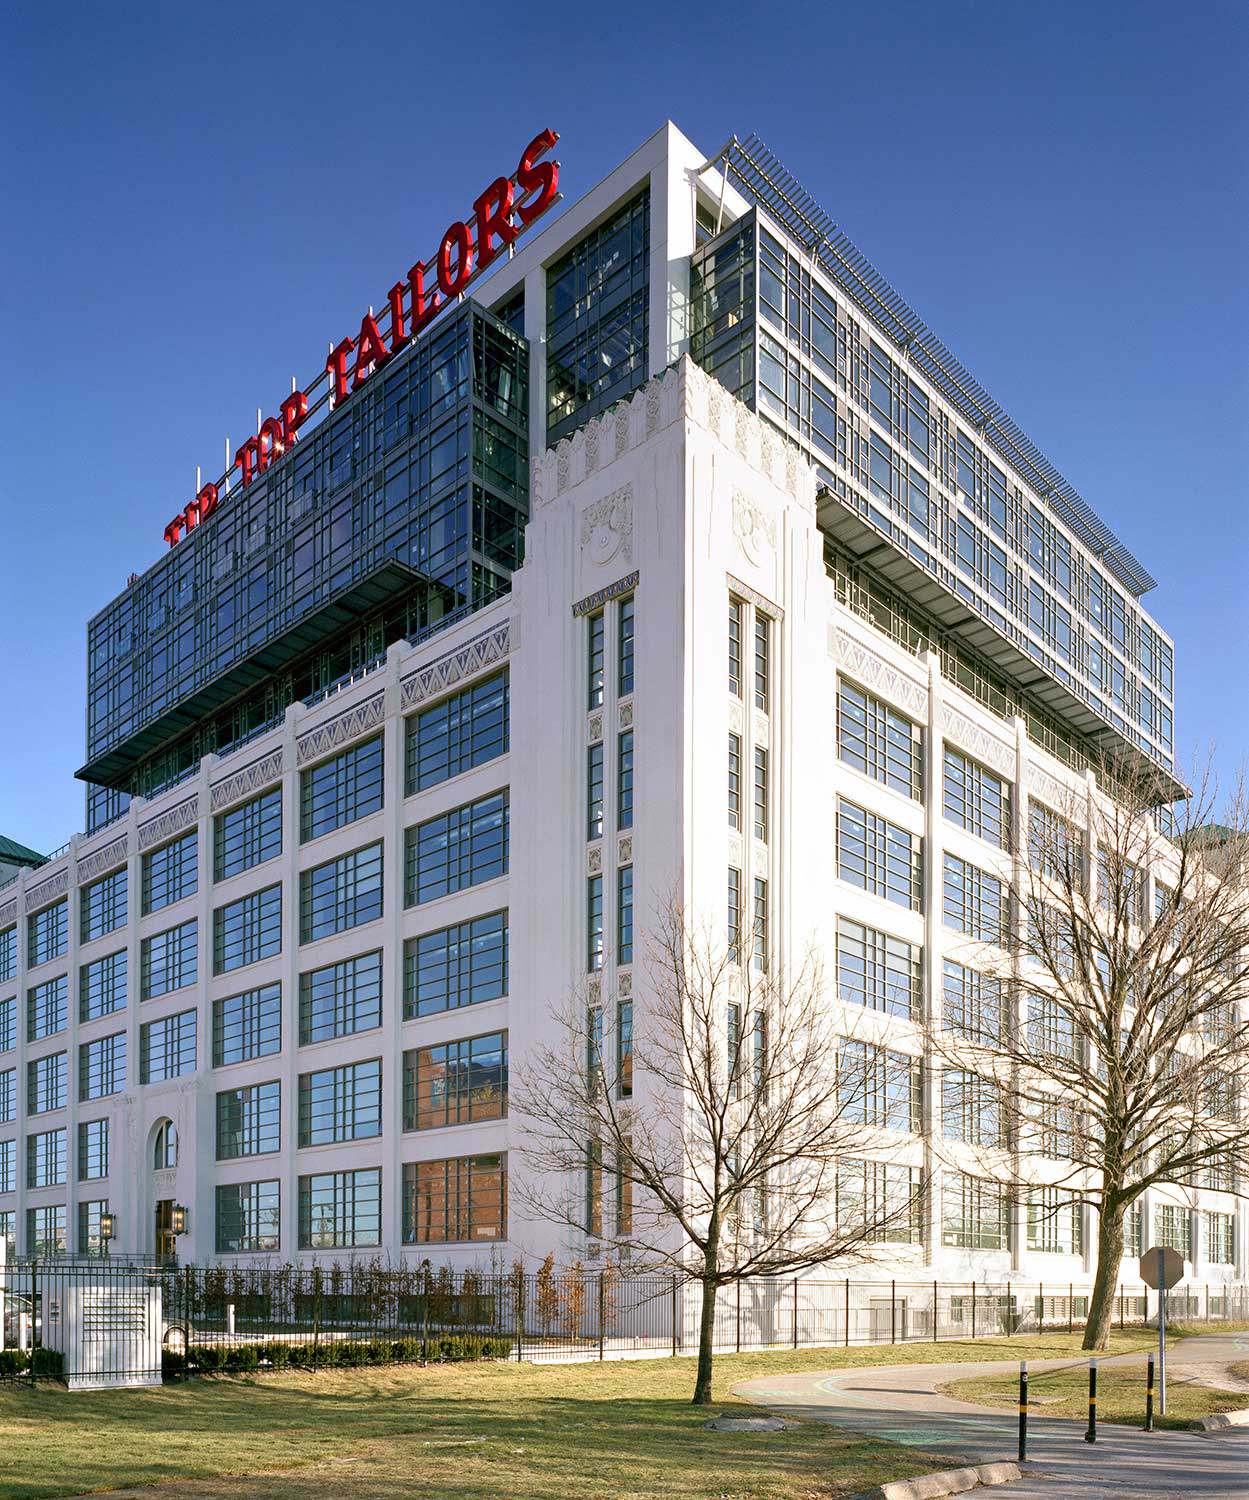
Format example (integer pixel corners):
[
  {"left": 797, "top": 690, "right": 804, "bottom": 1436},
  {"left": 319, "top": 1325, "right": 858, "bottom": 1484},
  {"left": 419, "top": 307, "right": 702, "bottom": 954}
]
[{"left": 155, "top": 1200, "right": 177, "bottom": 1261}]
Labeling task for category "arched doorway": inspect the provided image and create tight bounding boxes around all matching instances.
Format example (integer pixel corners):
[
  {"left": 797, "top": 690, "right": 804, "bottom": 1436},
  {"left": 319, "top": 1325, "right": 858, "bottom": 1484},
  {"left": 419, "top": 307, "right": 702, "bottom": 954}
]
[{"left": 151, "top": 1119, "right": 179, "bottom": 1260}]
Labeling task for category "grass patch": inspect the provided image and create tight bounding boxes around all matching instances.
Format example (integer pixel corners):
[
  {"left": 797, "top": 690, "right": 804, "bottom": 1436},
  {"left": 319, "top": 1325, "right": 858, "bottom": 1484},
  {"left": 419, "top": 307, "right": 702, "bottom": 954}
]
[{"left": 0, "top": 1330, "right": 1162, "bottom": 1500}]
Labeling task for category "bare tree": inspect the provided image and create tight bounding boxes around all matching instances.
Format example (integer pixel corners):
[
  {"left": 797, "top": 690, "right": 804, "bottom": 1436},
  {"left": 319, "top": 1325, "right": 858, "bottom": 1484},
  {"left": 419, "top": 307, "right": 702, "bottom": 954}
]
[
  {"left": 514, "top": 901, "right": 926, "bottom": 1404},
  {"left": 931, "top": 755, "right": 1249, "bottom": 1350}
]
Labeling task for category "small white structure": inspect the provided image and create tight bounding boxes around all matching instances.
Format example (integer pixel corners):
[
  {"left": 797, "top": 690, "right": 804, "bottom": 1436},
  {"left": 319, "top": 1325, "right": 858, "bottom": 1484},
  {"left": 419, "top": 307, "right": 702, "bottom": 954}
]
[{"left": 40, "top": 1268, "right": 163, "bottom": 1390}]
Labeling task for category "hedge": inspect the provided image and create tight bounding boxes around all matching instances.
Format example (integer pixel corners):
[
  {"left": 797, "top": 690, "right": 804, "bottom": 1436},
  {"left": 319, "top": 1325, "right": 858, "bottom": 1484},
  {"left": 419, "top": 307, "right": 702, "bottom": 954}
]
[
  {"left": 176, "top": 1333, "right": 511, "bottom": 1378},
  {"left": 0, "top": 1348, "right": 64, "bottom": 1381}
]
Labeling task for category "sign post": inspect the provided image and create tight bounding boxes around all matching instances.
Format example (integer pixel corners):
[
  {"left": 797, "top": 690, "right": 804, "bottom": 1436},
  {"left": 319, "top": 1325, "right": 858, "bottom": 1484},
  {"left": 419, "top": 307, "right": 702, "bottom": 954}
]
[{"left": 1139, "top": 1246, "right": 1184, "bottom": 1417}]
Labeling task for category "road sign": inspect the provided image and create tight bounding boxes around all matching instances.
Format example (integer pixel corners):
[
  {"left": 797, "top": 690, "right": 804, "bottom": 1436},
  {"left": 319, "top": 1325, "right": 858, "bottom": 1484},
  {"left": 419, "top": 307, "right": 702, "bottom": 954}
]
[{"left": 1139, "top": 1247, "right": 1184, "bottom": 1290}]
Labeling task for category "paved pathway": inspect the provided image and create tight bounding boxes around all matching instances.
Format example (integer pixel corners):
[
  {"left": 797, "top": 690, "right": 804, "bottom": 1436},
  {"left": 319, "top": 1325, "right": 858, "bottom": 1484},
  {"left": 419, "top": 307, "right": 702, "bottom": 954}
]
[{"left": 735, "top": 1333, "right": 1249, "bottom": 1498}]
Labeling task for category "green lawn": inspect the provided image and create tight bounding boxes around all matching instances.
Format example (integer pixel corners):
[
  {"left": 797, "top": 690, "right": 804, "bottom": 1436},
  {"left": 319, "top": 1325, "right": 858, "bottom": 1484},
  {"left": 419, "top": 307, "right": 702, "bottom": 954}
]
[{"left": 0, "top": 1330, "right": 1163, "bottom": 1500}]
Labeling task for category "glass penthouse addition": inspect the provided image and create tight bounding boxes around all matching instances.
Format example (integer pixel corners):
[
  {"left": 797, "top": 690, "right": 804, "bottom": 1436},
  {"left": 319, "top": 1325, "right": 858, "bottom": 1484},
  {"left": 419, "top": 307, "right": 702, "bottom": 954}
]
[
  {"left": 81, "top": 305, "right": 528, "bottom": 830},
  {"left": 691, "top": 142, "right": 1175, "bottom": 783}
]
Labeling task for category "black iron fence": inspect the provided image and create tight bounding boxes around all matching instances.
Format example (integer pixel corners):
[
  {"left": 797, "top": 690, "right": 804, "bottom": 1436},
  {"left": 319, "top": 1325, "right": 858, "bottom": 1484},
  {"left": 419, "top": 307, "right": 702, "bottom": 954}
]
[{"left": 3, "top": 1258, "right": 1248, "bottom": 1387}]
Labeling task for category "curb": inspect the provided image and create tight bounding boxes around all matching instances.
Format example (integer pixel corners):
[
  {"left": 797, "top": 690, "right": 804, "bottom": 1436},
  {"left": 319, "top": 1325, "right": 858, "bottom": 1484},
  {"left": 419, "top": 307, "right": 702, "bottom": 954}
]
[
  {"left": 878, "top": 1462, "right": 1022, "bottom": 1500},
  {"left": 1190, "top": 1406, "right": 1249, "bottom": 1431}
]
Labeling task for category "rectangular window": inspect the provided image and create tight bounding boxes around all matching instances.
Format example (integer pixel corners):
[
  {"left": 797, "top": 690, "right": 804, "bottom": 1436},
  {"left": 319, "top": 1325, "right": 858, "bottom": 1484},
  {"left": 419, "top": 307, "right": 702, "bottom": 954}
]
[
  {"left": 1123, "top": 1203, "right": 1143, "bottom": 1257},
  {"left": 301, "top": 842, "right": 384, "bottom": 941},
  {"left": 405, "top": 794, "right": 507, "bottom": 905},
  {"left": 942, "top": 1069, "right": 1006, "bottom": 1147},
  {"left": 838, "top": 1040, "right": 921, "bottom": 1132},
  {"left": 27, "top": 900, "right": 67, "bottom": 967},
  {"left": 300, "top": 950, "right": 382, "bottom": 1045},
  {"left": 1027, "top": 1188, "right": 1083, "bottom": 1254},
  {"left": 216, "top": 1080, "right": 282, "bottom": 1158},
  {"left": 405, "top": 912, "right": 507, "bottom": 1018},
  {"left": 142, "top": 833, "right": 197, "bottom": 914},
  {"left": 586, "top": 742, "right": 605, "bottom": 840},
  {"left": 587, "top": 875, "right": 604, "bottom": 972},
  {"left": 79, "top": 951, "right": 126, "bottom": 1022},
  {"left": 141, "top": 919, "right": 198, "bottom": 999},
  {"left": 942, "top": 960, "right": 1005, "bottom": 1042},
  {"left": 213, "top": 982, "right": 282, "bottom": 1067},
  {"left": 216, "top": 1180, "right": 280, "bottom": 1254},
  {"left": 1206, "top": 1210, "right": 1235, "bottom": 1265},
  {"left": 214, "top": 787, "right": 282, "bottom": 881},
  {"left": 0, "top": 1068, "right": 13, "bottom": 1123},
  {"left": 752, "top": 877, "right": 768, "bottom": 972},
  {"left": 300, "top": 736, "right": 384, "bottom": 842},
  {"left": 727, "top": 867, "right": 742, "bottom": 962},
  {"left": 835, "top": 919, "right": 920, "bottom": 1019},
  {"left": 753, "top": 746, "right": 768, "bottom": 841},
  {"left": 837, "top": 799, "right": 922, "bottom": 910},
  {"left": 1153, "top": 1203, "right": 1191, "bottom": 1256},
  {"left": 403, "top": 1030, "right": 507, "bottom": 1130},
  {"left": 78, "top": 1033, "right": 125, "bottom": 1101},
  {"left": 27, "top": 1127, "right": 66, "bottom": 1187},
  {"left": 298, "top": 1167, "right": 382, "bottom": 1249},
  {"left": 618, "top": 597, "right": 635, "bottom": 696},
  {"left": 402, "top": 1154, "right": 506, "bottom": 1244},
  {"left": 587, "top": 612, "right": 605, "bottom": 709},
  {"left": 78, "top": 1118, "right": 109, "bottom": 1180},
  {"left": 943, "top": 748, "right": 1012, "bottom": 850},
  {"left": 586, "top": 1139, "right": 603, "bottom": 1237},
  {"left": 140, "top": 1009, "right": 197, "bottom": 1083},
  {"left": 617, "top": 866, "right": 634, "bottom": 965},
  {"left": 298, "top": 1059, "right": 382, "bottom": 1146},
  {"left": 754, "top": 613, "right": 770, "bottom": 712},
  {"left": 27, "top": 976, "right": 67, "bottom": 1041},
  {"left": 213, "top": 884, "right": 282, "bottom": 974},
  {"left": 835, "top": 1159, "right": 924, "bottom": 1244},
  {"left": 728, "top": 599, "right": 743, "bottom": 697},
  {"left": 943, "top": 854, "right": 1007, "bottom": 943},
  {"left": 28, "top": 1051, "right": 67, "bottom": 1113},
  {"left": 617, "top": 1001, "right": 632, "bottom": 1099},
  {"left": 837, "top": 681, "right": 922, "bottom": 799},
  {"left": 27, "top": 1204, "right": 67, "bottom": 1256},
  {"left": 727, "top": 734, "right": 742, "bottom": 830},
  {"left": 0, "top": 996, "right": 13, "bottom": 1052},
  {"left": 1029, "top": 803, "right": 1082, "bottom": 879},
  {"left": 0, "top": 1138, "right": 14, "bottom": 1193},
  {"left": 406, "top": 671, "right": 509, "bottom": 793},
  {"left": 0, "top": 927, "right": 14, "bottom": 984},
  {"left": 941, "top": 1172, "right": 1010, "bottom": 1250},
  {"left": 617, "top": 732, "right": 634, "bottom": 831},
  {"left": 80, "top": 867, "right": 127, "bottom": 943}
]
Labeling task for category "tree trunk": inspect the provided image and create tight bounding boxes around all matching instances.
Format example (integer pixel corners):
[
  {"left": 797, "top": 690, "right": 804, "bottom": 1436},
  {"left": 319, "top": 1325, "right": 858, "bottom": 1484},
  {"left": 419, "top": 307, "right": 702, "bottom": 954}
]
[
  {"left": 691, "top": 1271, "right": 719, "bottom": 1405},
  {"left": 1082, "top": 1200, "right": 1126, "bottom": 1351}
]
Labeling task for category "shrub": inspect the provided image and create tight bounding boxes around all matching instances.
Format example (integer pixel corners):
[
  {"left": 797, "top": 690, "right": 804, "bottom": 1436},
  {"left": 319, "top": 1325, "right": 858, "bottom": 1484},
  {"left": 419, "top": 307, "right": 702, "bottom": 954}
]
[
  {"left": 263, "top": 1342, "right": 292, "bottom": 1370},
  {"left": 30, "top": 1349, "right": 63, "bottom": 1379},
  {"left": 193, "top": 1345, "right": 227, "bottom": 1373},
  {"left": 0, "top": 1350, "right": 28, "bottom": 1380},
  {"left": 161, "top": 1350, "right": 186, "bottom": 1381},
  {"left": 363, "top": 1341, "right": 388, "bottom": 1366},
  {"left": 227, "top": 1345, "right": 260, "bottom": 1373},
  {"left": 391, "top": 1337, "right": 423, "bottom": 1364},
  {"left": 315, "top": 1341, "right": 340, "bottom": 1368}
]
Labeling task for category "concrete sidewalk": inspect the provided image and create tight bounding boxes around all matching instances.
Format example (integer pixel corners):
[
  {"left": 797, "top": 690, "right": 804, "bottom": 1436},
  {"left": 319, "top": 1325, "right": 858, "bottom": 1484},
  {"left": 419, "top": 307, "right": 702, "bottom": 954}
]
[{"left": 734, "top": 1334, "right": 1249, "bottom": 1499}]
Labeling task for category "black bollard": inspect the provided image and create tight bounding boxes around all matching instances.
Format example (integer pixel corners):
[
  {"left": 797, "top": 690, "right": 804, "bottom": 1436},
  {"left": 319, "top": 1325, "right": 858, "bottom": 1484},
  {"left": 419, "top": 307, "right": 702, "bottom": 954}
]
[
  {"left": 1085, "top": 1359, "right": 1097, "bottom": 1442},
  {"left": 1018, "top": 1361, "right": 1028, "bottom": 1461},
  {"left": 1145, "top": 1352, "right": 1155, "bottom": 1432}
]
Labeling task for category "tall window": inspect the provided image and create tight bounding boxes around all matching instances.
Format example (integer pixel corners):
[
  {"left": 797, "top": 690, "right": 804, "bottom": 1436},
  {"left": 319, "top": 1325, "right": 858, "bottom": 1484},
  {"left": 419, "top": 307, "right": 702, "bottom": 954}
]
[
  {"left": 28, "top": 1051, "right": 67, "bottom": 1113},
  {"left": 837, "top": 682, "right": 922, "bottom": 799},
  {"left": 27, "top": 976, "right": 67, "bottom": 1041},
  {"left": 617, "top": 732, "right": 634, "bottom": 830},
  {"left": 142, "top": 833, "right": 197, "bottom": 915},
  {"left": 214, "top": 983, "right": 282, "bottom": 1066},
  {"left": 751, "top": 877, "right": 769, "bottom": 972},
  {"left": 587, "top": 612, "right": 606, "bottom": 709},
  {"left": 1153, "top": 1203, "right": 1191, "bottom": 1256},
  {"left": 214, "top": 787, "right": 282, "bottom": 881},
  {"left": 1026, "top": 1189, "right": 1083, "bottom": 1254},
  {"left": 942, "top": 961, "right": 1005, "bottom": 1042},
  {"left": 402, "top": 1154, "right": 506, "bottom": 1244},
  {"left": 301, "top": 737, "right": 384, "bottom": 842},
  {"left": 585, "top": 1140, "right": 603, "bottom": 1237},
  {"left": 139, "top": 1010, "right": 197, "bottom": 1083},
  {"left": 213, "top": 884, "right": 282, "bottom": 973},
  {"left": 1206, "top": 1211, "right": 1235, "bottom": 1265},
  {"left": 942, "top": 1069, "right": 1006, "bottom": 1147},
  {"left": 617, "top": 1001, "right": 633, "bottom": 1099},
  {"left": 0, "top": 1067, "right": 12, "bottom": 1123},
  {"left": 80, "top": 867, "right": 127, "bottom": 943},
  {"left": 141, "top": 920, "right": 198, "bottom": 999},
  {"left": 299, "top": 1167, "right": 382, "bottom": 1249},
  {"left": 27, "top": 1204, "right": 67, "bottom": 1256},
  {"left": 406, "top": 794, "right": 508, "bottom": 905},
  {"left": 943, "top": 748, "right": 1012, "bottom": 850},
  {"left": 727, "top": 734, "right": 742, "bottom": 830},
  {"left": 586, "top": 743, "right": 605, "bottom": 840},
  {"left": 754, "top": 613, "right": 770, "bottom": 712},
  {"left": 727, "top": 867, "right": 742, "bottom": 961},
  {"left": 80, "top": 951, "right": 126, "bottom": 1022},
  {"left": 27, "top": 1128, "right": 66, "bottom": 1187},
  {"left": 835, "top": 919, "right": 920, "bottom": 1018},
  {"left": 728, "top": 598, "right": 743, "bottom": 697},
  {"left": 405, "top": 913, "right": 508, "bottom": 1018},
  {"left": 216, "top": 1081, "right": 281, "bottom": 1159},
  {"left": 298, "top": 1059, "right": 382, "bottom": 1146},
  {"left": 406, "top": 671, "right": 508, "bottom": 793},
  {"left": 0, "top": 1139, "right": 16, "bottom": 1193},
  {"left": 217, "top": 1181, "right": 280, "bottom": 1254},
  {"left": 301, "top": 843, "right": 384, "bottom": 941},
  {"left": 942, "top": 855, "right": 1007, "bottom": 943},
  {"left": 27, "top": 900, "right": 67, "bottom": 967},
  {"left": 1029, "top": 802, "right": 1082, "bottom": 878},
  {"left": 300, "top": 951, "right": 382, "bottom": 1045},
  {"left": 753, "top": 746, "right": 769, "bottom": 841},
  {"left": 942, "top": 1172, "right": 1010, "bottom": 1249},
  {"left": 618, "top": 597, "right": 635, "bottom": 696},
  {"left": 617, "top": 866, "right": 634, "bottom": 964},
  {"left": 838, "top": 1040, "right": 921, "bottom": 1132},
  {"left": 78, "top": 1119, "right": 109, "bottom": 1180},
  {"left": 78, "top": 1034, "right": 125, "bottom": 1101},
  {"left": 837, "top": 799, "right": 922, "bottom": 910},
  {"left": 79, "top": 1199, "right": 111, "bottom": 1257},
  {"left": 0, "top": 996, "right": 13, "bottom": 1052},
  {"left": 404, "top": 1032, "right": 507, "bottom": 1129},
  {"left": 587, "top": 876, "right": 605, "bottom": 972},
  {"left": 0, "top": 926, "right": 15, "bottom": 984}
]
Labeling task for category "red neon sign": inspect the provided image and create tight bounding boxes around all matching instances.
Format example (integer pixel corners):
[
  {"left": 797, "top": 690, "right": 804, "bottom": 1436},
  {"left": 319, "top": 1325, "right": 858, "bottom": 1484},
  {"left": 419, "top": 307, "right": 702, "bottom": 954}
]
[{"left": 163, "top": 129, "right": 560, "bottom": 547}]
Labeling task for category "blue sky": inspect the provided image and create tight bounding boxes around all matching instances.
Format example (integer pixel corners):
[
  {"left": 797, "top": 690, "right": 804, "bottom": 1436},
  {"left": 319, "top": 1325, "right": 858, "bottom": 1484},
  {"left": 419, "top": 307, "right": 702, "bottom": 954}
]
[{"left": 2, "top": 1, "right": 1246, "bottom": 852}]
